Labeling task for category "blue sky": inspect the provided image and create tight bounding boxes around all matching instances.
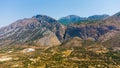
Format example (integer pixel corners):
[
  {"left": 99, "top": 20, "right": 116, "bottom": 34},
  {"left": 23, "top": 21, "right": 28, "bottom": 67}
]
[{"left": 0, "top": 0, "right": 120, "bottom": 27}]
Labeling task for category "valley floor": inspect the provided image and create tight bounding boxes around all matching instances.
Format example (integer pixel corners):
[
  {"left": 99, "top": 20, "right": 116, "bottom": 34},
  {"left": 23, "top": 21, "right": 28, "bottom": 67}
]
[{"left": 0, "top": 45, "right": 120, "bottom": 68}]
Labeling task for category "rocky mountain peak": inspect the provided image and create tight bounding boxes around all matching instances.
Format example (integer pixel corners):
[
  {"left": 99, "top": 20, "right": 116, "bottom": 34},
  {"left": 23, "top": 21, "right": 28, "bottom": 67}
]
[
  {"left": 32, "top": 15, "right": 57, "bottom": 23},
  {"left": 0, "top": 14, "right": 65, "bottom": 46},
  {"left": 66, "top": 15, "right": 81, "bottom": 19},
  {"left": 58, "top": 15, "right": 87, "bottom": 25},
  {"left": 113, "top": 12, "right": 120, "bottom": 17}
]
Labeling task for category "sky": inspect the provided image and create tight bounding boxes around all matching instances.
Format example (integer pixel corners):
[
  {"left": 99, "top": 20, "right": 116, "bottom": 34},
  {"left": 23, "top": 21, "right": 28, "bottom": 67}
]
[{"left": 0, "top": 0, "right": 120, "bottom": 27}]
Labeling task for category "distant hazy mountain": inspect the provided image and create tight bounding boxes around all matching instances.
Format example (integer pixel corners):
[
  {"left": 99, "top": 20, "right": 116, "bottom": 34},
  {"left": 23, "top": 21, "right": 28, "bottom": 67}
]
[
  {"left": 58, "top": 15, "right": 87, "bottom": 25},
  {"left": 88, "top": 14, "right": 109, "bottom": 20},
  {"left": 58, "top": 14, "right": 110, "bottom": 25}
]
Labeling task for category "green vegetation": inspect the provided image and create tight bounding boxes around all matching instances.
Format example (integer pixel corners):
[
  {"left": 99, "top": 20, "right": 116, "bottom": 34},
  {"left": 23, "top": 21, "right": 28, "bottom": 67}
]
[
  {"left": 0, "top": 43, "right": 120, "bottom": 68},
  {"left": 74, "top": 20, "right": 100, "bottom": 25}
]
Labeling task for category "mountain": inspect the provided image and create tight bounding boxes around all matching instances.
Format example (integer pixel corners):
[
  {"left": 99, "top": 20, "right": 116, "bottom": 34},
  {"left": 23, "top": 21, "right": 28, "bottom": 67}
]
[
  {"left": 88, "top": 14, "right": 109, "bottom": 20},
  {"left": 0, "top": 12, "right": 120, "bottom": 67},
  {"left": 0, "top": 15, "right": 65, "bottom": 46},
  {"left": 64, "top": 12, "right": 120, "bottom": 48},
  {"left": 0, "top": 12, "right": 119, "bottom": 48},
  {"left": 58, "top": 14, "right": 110, "bottom": 25},
  {"left": 99, "top": 12, "right": 120, "bottom": 48},
  {"left": 64, "top": 23, "right": 116, "bottom": 41},
  {"left": 58, "top": 15, "right": 87, "bottom": 25}
]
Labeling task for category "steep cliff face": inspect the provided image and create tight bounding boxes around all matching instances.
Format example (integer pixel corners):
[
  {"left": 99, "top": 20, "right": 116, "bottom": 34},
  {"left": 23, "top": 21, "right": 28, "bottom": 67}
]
[
  {"left": 64, "top": 24, "right": 116, "bottom": 41},
  {"left": 0, "top": 15, "right": 65, "bottom": 46}
]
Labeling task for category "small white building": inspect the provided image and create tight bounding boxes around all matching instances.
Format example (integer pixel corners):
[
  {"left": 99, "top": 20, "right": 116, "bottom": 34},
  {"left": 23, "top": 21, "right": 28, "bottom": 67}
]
[{"left": 23, "top": 48, "right": 35, "bottom": 53}]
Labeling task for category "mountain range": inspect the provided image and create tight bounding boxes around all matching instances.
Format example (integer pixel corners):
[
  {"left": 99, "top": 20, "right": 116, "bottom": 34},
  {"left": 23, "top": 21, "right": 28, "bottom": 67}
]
[
  {"left": 0, "top": 12, "right": 120, "bottom": 48},
  {"left": 0, "top": 15, "right": 65, "bottom": 46},
  {"left": 58, "top": 14, "right": 109, "bottom": 25},
  {"left": 0, "top": 12, "right": 120, "bottom": 67}
]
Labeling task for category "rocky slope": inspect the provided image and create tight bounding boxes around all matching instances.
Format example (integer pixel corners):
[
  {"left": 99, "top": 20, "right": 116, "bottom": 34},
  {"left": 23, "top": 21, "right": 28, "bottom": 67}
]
[
  {"left": 64, "top": 23, "right": 119, "bottom": 41},
  {"left": 63, "top": 12, "right": 120, "bottom": 48},
  {"left": 0, "top": 15, "right": 65, "bottom": 46}
]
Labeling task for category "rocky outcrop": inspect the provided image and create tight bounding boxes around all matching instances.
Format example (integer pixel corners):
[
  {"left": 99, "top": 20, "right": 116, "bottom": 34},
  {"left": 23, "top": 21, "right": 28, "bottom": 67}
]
[
  {"left": 35, "top": 30, "right": 61, "bottom": 46},
  {"left": 62, "top": 37, "right": 82, "bottom": 47}
]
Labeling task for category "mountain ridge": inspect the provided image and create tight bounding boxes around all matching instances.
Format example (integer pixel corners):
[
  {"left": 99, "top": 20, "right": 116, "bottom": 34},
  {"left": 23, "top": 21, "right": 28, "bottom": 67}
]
[
  {"left": 0, "top": 12, "right": 120, "bottom": 67},
  {"left": 0, "top": 12, "right": 120, "bottom": 48},
  {"left": 58, "top": 14, "right": 110, "bottom": 25},
  {"left": 0, "top": 15, "right": 65, "bottom": 46}
]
